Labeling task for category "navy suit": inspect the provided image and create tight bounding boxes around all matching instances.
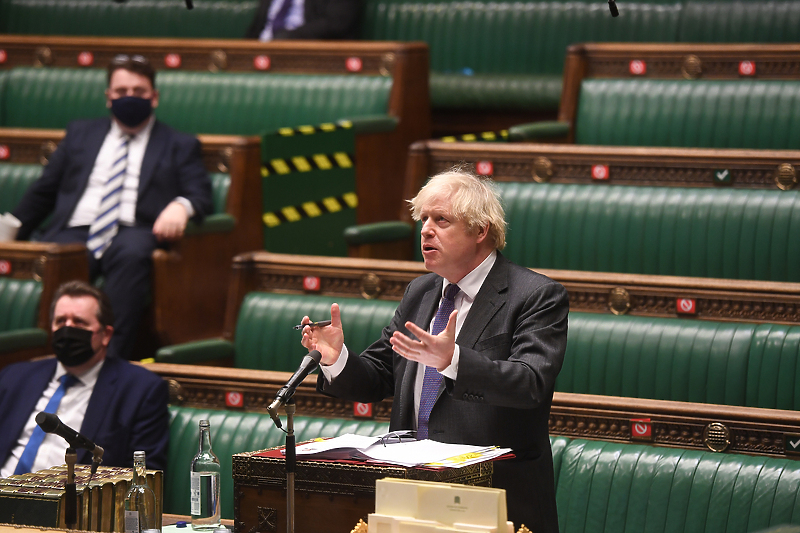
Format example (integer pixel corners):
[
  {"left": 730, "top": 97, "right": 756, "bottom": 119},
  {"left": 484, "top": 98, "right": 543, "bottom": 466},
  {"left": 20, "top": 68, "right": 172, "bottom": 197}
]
[
  {"left": 12, "top": 117, "right": 212, "bottom": 359},
  {"left": 0, "top": 356, "right": 169, "bottom": 472},
  {"left": 319, "top": 253, "right": 569, "bottom": 532}
]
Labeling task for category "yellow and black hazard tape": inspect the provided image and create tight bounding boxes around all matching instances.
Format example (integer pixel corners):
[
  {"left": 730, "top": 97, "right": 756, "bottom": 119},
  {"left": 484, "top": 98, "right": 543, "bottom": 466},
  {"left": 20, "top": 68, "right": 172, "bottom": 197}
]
[
  {"left": 261, "top": 151, "right": 354, "bottom": 177},
  {"left": 262, "top": 192, "right": 358, "bottom": 228},
  {"left": 441, "top": 130, "right": 509, "bottom": 143},
  {"left": 276, "top": 120, "right": 353, "bottom": 137}
]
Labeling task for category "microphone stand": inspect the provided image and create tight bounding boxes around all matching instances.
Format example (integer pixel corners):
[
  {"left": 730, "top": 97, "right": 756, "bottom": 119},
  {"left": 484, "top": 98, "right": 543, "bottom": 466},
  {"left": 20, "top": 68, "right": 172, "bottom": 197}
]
[
  {"left": 284, "top": 399, "right": 296, "bottom": 533},
  {"left": 64, "top": 447, "right": 78, "bottom": 529}
]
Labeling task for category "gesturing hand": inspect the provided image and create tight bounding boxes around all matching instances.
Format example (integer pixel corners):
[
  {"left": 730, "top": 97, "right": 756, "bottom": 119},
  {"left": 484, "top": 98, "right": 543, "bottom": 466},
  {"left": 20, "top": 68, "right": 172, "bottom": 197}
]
[
  {"left": 300, "top": 303, "right": 344, "bottom": 366},
  {"left": 389, "top": 309, "right": 457, "bottom": 371}
]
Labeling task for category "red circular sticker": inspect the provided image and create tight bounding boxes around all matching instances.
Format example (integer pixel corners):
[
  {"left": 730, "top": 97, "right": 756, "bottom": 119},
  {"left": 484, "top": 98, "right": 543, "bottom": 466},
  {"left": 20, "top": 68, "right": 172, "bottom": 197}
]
[
  {"left": 633, "top": 422, "right": 649, "bottom": 436},
  {"left": 0, "top": 260, "right": 11, "bottom": 276},
  {"left": 345, "top": 57, "right": 363, "bottom": 72},
  {"left": 225, "top": 391, "right": 244, "bottom": 408},
  {"left": 475, "top": 161, "right": 493, "bottom": 176},
  {"left": 354, "top": 402, "right": 372, "bottom": 417},
  {"left": 677, "top": 298, "right": 696, "bottom": 314},
  {"left": 77, "top": 51, "right": 94, "bottom": 66},
  {"left": 0, "top": 145, "right": 9, "bottom": 160},
  {"left": 591, "top": 164, "right": 609, "bottom": 180},
  {"left": 739, "top": 60, "right": 756, "bottom": 76},
  {"left": 629, "top": 60, "right": 646, "bottom": 76},
  {"left": 303, "top": 276, "right": 321, "bottom": 291},
  {"left": 253, "top": 55, "right": 271, "bottom": 71},
  {"left": 164, "top": 53, "right": 182, "bottom": 69},
  {"left": 0, "top": 50, "right": 7, "bottom": 64}
]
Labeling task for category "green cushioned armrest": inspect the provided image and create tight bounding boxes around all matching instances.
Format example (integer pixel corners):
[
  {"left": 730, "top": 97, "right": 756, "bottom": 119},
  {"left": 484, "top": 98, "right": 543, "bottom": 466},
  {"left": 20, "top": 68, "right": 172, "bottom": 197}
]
[
  {"left": 340, "top": 115, "right": 399, "bottom": 134},
  {"left": 155, "top": 339, "right": 235, "bottom": 364},
  {"left": 507, "top": 121, "right": 571, "bottom": 141},
  {"left": 430, "top": 73, "right": 562, "bottom": 112},
  {"left": 184, "top": 214, "right": 236, "bottom": 236},
  {"left": 343, "top": 221, "right": 413, "bottom": 246},
  {"left": 0, "top": 328, "right": 49, "bottom": 352}
]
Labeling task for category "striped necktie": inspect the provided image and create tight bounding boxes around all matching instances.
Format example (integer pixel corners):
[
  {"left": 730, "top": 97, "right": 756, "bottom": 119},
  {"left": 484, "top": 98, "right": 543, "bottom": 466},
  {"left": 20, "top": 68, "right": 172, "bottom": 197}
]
[
  {"left": 14, "top": 374, "right": 79, "bottom": 475},
  {"left": 87, "top": 134, "right": 130, "bottom": 259},
  {"left": 417, "top": 283, "right": 460, "bottom": 440}
]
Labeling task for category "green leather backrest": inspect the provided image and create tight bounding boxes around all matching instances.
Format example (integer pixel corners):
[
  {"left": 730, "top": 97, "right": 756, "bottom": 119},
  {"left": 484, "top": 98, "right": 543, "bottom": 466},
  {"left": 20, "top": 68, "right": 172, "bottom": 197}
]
[
  {"left": 233, "top": 292, "right": 399, "bottom": 371},
  {"left": 558, "top": 313, "right": 800, "bottom": 409},
  {"left": 361, "top": 0, "right": 681, "bottom": 75},
  {"left": 166, "top": 405, "right": 389, "bottom": 518},
  {"left": 0, "top": 0, "right": 259, "bottom": 38},
  {"left": 0, "top": 164, "right": 41, "bottom": 214},
  {"left": 0, "top": 164, "right": 230, "bottom": 216},
  {"left": 0, "top": 68, "right": 393, "bottom": 135},
  {"left": 678, "top": 1, "right": 800, "bottom": 42},
  {"left": 575, "top": 79, "right": 800, "bottom": 149},
  {"left": 499, "top": 183, "right": 800, "bottom": 282},
  {"left": 209, "top": 173, "right": 229, "bottom": 215},
  {"left": 0, "top": 278, "right": 43, "bottom": 332},
  {"left": 556, "top": 439, "right": 800, "bottom": 533}
]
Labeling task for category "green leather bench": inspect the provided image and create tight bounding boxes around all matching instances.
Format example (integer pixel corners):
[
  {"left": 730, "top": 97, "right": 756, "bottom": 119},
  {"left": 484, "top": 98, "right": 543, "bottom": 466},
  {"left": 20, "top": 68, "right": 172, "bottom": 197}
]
[
  {"left": 166, "top": 405, "right": 390, "bottom": 518},
  {"left": 554, "top": 437, "right": 800, "bottom": 533},
  {"left": 0, "top": 68, "right": 392, "bottom": 135},
  {"left": 0, "top": 278, "right": 47, "bottom": 354},
  {"left": 156, "top": 293, "right": 399, "bottom": 370},
  {"left": 558, "top": 313, "right": 800, "bottom": 410},
  {"left": 165, "top": 406, "right": 800, "bottom": 530},
  {"left": 0, "top": 0, "right": 259, "bottom": 38},
  {"left": 350, "top": 182, "right": 800, "bottom": 282}
]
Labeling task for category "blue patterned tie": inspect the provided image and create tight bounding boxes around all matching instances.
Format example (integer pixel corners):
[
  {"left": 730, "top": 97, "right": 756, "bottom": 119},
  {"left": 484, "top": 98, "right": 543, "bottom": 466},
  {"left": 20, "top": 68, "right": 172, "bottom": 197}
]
[
  {"left": 417, "top": 283, "right": 460, "bottom": 440},
  {"left": 14, "top": 374, "right": 79, "bottom": 475},
  {"left": 87, "top": 134, "right": 130, "bottom": 259}
]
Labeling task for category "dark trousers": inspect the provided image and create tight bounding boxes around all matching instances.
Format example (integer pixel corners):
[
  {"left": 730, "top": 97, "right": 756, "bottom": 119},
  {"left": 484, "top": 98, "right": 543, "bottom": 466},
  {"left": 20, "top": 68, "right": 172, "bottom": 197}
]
[{"left": 52, "top": 225, "right": 157, "bottom": 360}]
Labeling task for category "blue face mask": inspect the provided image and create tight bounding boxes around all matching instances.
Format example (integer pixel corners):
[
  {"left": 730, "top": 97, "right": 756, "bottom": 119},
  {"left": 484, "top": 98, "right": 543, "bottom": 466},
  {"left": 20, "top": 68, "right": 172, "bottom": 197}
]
[{"left": 110, "top": 96, "right": 152, "bottom": 128}]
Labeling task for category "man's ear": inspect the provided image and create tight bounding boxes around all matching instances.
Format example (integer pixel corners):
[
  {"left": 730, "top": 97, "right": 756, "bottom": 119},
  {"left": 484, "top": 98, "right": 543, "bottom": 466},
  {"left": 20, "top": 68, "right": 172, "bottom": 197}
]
[
  {"left": 475, "top": 223, "right": 490, "bottom": 243},
  {"left": 101, "top": 325, "right": 114, "bottom": 348},
  {"left": 105, "top": 88, "right": 112, "bottom": 109}
]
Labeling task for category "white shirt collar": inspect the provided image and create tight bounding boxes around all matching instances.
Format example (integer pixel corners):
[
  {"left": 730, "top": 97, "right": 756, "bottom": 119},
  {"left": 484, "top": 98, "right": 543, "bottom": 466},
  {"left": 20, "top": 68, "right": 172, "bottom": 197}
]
[
  {"left": 443, "top": 250, "right": 497, "bottom": 300},
  {"left": 55, "top": 357, "right": 106, "bottom": 388},
  {"left": 110, "top": 114, "right": 156, "bottom": 140}
]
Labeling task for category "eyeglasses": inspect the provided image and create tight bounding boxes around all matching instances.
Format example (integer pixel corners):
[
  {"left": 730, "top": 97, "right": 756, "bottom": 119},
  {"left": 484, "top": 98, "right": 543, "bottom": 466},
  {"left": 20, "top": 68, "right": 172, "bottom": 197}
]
[{"left": 110, "top": 54, "right": 150, "bottom": 67}]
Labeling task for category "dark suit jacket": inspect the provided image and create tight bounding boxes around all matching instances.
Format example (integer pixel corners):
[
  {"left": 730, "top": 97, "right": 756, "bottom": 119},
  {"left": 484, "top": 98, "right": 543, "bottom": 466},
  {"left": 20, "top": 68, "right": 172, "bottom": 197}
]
[
  {"left": 318, "top": 252, "right": 569, "bottom": 532},
  {"left": 245, "top": 0, "right": 361, "bottom": 40},
  {"left": 13, "top": 117, "right": 212, "bottom": 241},
  {"left": 0, "top": 356, "right": 170, "bottom": 472}
]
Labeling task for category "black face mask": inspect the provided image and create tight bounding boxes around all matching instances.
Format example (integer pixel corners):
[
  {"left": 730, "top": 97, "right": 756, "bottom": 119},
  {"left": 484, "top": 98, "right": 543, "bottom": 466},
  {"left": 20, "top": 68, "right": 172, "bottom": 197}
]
[
  {"left": 110, "top": 96, "right": 152, "bottom": 128},
  {"left": 52, "top": 326, "right": 96, "bottom": 367}
]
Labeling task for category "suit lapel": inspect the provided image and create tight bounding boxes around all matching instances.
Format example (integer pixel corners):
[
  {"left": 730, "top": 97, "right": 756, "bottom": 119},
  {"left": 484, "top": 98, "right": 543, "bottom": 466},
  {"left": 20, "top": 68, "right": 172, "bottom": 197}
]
[
  {"left": 457, "top": 253, "right": 509, "bottom": 349},
  {"left": 71, "top": 120, "right": 111, "bottom": 211},
  {"left": 78, "top": 357, "right": 119, "bottom": 462},
  {"left": 138, "top": 120, "right": 167, "bottom": 195},
  {"left": 0, "top": 360, "right": 57, "bottom": 458}
]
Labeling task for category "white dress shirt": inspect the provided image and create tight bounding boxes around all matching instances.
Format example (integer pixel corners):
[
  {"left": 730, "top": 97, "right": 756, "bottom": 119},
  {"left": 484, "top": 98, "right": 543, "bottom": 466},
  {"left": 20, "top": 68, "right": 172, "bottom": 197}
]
[
  {"left": 68, "top": 117, "right": 194, "bottom": 229},
  {"left": 321, "top": 250, "right": 498, "bottom": 428},
  {"left": 0, "top": 360, "right": 105, "bottom": 477}
]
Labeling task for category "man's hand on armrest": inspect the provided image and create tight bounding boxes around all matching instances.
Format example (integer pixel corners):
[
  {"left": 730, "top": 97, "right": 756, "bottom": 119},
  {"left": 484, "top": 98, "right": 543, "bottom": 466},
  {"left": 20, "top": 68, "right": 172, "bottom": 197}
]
[{"left": 152, "top": 201, "right": 190, "bottom": 242}]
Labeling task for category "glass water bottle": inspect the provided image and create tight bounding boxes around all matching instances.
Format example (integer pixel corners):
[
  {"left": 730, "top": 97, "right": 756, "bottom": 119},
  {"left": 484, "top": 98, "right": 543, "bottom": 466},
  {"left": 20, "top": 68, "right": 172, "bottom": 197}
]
[
  {"left": 124, "top": 451, "right": 158, "bottom": 533},
  {"left": 191, "top": 420, "right": 221, "bottom": 530}
]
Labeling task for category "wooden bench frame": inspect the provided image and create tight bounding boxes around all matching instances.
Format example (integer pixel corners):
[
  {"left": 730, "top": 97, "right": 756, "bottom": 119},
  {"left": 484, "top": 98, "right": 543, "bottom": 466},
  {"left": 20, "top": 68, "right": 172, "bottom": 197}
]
[
  {"left": 559, "top": 43, "right": 800, "bottom": 143},
  {"left": 146, "top": 361, "right": 800, "bottom": 460},
  {"left": 0, "top": 128, "right": 263, "bottom": 352},
  {"left": 0, "top": 36, "right": 431, "bottom": 227},
  {"left": 224, "top": 252, "right": 800, "bottom": 341}
]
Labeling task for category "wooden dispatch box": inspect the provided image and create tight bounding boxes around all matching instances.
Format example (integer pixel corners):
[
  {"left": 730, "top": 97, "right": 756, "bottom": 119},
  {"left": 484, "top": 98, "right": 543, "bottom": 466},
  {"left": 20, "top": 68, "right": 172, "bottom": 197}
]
[{"left": 232, "top": 447, "right": 493, "bottom": 533}]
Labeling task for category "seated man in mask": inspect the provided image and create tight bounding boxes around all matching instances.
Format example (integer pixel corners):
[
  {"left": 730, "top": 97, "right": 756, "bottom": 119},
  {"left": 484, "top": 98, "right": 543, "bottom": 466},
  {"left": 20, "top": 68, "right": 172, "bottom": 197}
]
[
  {"left": 11, "top": 54, "right": 212, "bottom": 360},
  {"left": 0, "top": 280, "right": 169, "bottom": 476}
]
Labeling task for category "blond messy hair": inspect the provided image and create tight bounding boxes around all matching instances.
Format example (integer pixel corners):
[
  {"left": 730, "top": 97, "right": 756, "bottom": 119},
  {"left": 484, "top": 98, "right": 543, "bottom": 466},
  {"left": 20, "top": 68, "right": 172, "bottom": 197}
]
[{"left": 408, "top": 167, "right": 507, "bottom": 250}]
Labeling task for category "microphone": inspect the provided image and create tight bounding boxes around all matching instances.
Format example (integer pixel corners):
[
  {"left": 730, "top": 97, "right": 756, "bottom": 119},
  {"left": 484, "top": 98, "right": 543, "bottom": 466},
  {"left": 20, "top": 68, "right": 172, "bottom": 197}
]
[
  {"left": 267, "top": 350, "right": 323, "bottom": 428},
  {"left": 609, "top": 0, "right": 619, "bottom": 17},
  {"left": 36, "top": 412, "right": 105, "bottom": 474},
  {"left": 185, "top": 0, "right": 193, "bottom": 8}
]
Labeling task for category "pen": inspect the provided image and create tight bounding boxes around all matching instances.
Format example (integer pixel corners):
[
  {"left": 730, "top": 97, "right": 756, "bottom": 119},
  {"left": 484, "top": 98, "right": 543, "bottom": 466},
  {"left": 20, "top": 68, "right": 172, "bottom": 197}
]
[{"left": 292, "top": 320, "right": 332, "bottom": 330}]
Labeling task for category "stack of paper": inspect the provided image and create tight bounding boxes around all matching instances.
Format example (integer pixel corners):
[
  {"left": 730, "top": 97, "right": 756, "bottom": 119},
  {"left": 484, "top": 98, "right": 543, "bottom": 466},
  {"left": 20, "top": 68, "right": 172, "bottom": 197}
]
[{"left": 286, "top": 433, "right": 511, "bottom": 468}]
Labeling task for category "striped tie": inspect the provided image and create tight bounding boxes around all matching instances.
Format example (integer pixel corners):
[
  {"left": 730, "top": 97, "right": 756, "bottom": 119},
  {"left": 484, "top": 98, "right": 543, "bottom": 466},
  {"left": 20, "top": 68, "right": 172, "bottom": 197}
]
[
  {"left": 417, "top": 283, "right": 460, "bottom": 440},
  {"left": 87, "top": 134, "right": 130, "bottom": 259},
  {"left": 14, "top": 374, "right": 79, "bottom": 475}
]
